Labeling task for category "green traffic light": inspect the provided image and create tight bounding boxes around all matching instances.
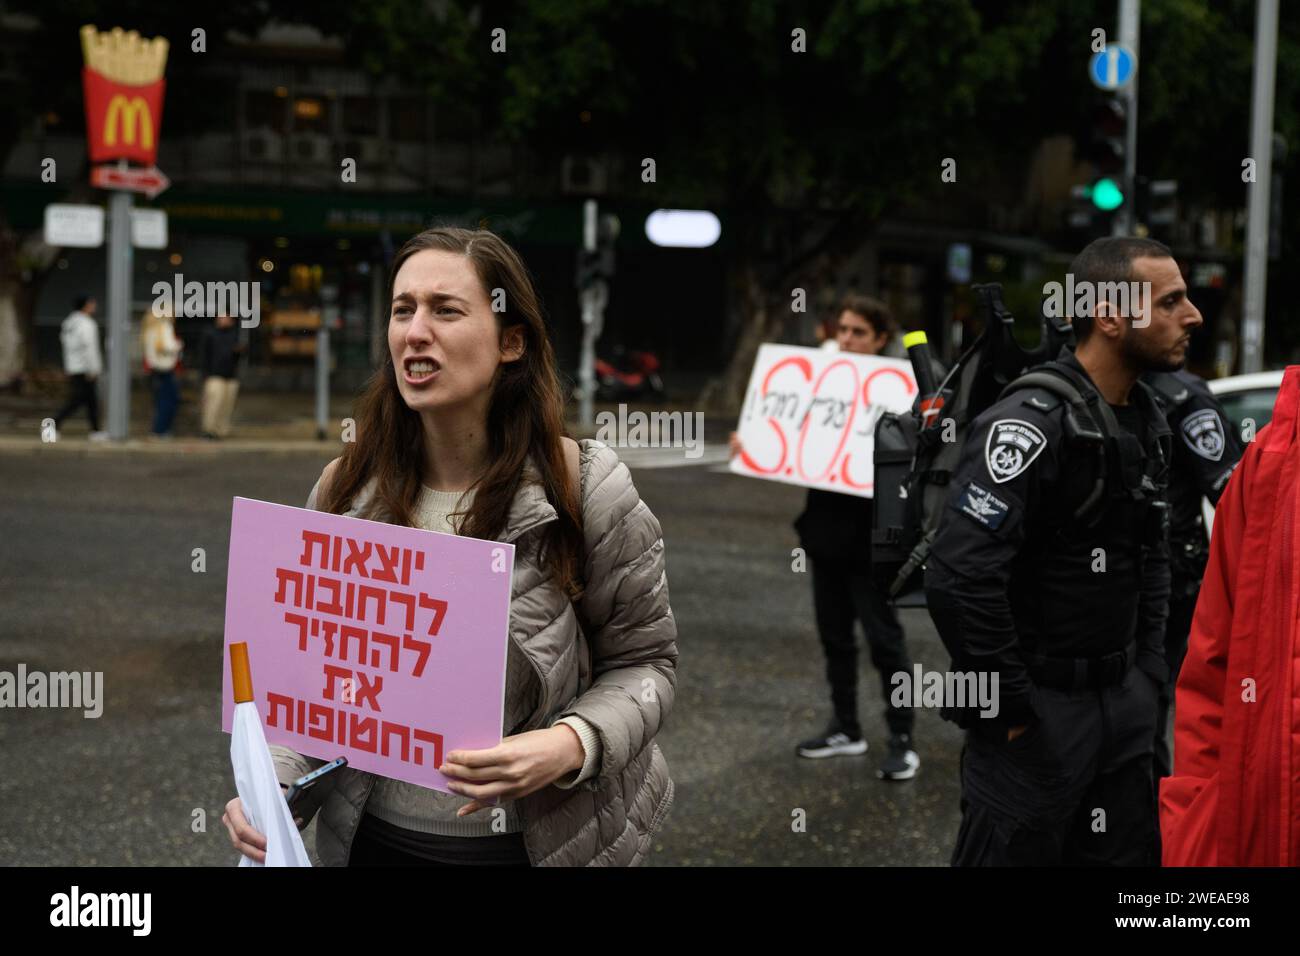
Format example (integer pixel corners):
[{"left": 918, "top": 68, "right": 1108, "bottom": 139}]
[{"left": 1091, "top": 177, "right": 1124, "bottom": 211}]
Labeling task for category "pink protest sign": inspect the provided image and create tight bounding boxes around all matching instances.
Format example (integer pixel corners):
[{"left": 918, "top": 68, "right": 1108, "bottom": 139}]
[{"left": 220, "top": 496, "right": 515, "bottom": 792}]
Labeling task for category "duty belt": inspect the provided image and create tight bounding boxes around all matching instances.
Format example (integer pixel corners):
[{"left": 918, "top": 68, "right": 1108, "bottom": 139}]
[{"left": 1025, "top": 641, "right": 1136, "bottom": 691}]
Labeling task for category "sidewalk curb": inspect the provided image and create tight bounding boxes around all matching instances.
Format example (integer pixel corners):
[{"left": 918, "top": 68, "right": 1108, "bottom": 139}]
[{"left": 0, "top": 436, "right": 344, "bottom": 456}]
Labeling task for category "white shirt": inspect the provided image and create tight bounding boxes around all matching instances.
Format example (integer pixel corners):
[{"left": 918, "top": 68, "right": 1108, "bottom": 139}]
[{"left": 60, "top": 311, "right": 102, "bottom": 376}]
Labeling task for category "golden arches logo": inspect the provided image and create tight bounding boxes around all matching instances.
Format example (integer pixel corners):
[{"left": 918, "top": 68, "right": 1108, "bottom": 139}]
[{"left": 103, "top": 95, "right": 153, "bottom": 148}]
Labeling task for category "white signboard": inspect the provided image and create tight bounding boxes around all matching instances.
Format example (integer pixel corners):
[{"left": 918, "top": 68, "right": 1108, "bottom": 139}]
[
  {"left": 730, "top": 344, "right": 918, "bottom": 498},
  {"left": 130, "top": 208, "right": 168, "bottom": 249},
  {"left": 44, "top": 204, "right": 104, "bottom": 248}
]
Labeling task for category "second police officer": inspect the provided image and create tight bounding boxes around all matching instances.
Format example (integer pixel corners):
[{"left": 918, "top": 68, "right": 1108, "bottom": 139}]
[
  {"left": 1141, "top": 367, "right": 1244, "bottom": 781},
  {"left": 925, "top": 237, "right": 1204, "bottom": 865}
]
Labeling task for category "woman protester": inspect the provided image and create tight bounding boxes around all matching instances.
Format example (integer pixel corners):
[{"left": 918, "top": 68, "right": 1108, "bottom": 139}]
[{"left": 222, "top": 227, "right": 677, "bottom": 866}]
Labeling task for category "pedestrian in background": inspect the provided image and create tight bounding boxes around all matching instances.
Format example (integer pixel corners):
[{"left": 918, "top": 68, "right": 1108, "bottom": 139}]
[
  {"left": 53, "top": 293, "right": 107, "bottom": 441},
  {"left": 731, "top": 295, "right": 919, "bottom": 780},
  {"left": 142, "top": 305, "right": 182, "bottom": 439},
  {"left": 199, "top": 313, "right": 244, "bottom": 439}
]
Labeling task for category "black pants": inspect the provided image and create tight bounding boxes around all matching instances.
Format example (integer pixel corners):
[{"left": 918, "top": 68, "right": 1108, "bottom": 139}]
[
  {"left": 951, "top": 665, "right": 1160, "bottom": 866},
  {"left": 348, "top": 813, "right": 531, "bottom": 867},
  {"left": 1155, "top": 585, "right": 1198, "bottom": 781},
  {"left": 809, "top": 555, "right": 913, "bottom": 737},
  {"left": 53, "top": 373, "right": 99, "bottom": 432}
]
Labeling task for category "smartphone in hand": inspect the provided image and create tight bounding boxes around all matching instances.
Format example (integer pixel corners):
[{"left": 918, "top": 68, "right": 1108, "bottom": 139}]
[{"left": 284, "top": 757, "right": 348, "bottom": 812}]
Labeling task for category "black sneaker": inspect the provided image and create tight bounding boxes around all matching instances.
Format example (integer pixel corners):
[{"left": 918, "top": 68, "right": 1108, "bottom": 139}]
[
  {"left": 796, "top": 723, "right": 868, "bottom": 759},
  {"left": 877, "top": 734, "right": 920, "bottom": 780}
]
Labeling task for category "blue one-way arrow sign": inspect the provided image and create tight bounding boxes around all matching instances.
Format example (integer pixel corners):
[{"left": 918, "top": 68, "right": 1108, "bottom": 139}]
[{"left": 1089, "top": 44, "right": 1136, "bottom": 91}]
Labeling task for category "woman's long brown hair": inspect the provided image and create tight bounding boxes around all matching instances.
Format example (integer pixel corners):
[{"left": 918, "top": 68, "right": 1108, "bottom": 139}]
[{"left": 318, "top": 226, "right": 584, "bottom": 601}]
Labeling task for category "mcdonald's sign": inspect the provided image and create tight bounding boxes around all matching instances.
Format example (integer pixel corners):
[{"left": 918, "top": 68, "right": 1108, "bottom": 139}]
[{"left": 80, "top": 26, "right": 169, "bottom": 165}]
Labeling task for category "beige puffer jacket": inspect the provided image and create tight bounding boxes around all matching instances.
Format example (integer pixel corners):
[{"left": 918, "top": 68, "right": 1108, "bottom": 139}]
[{"left": 269, "top": 439, "right": 677, "bottom": 866}]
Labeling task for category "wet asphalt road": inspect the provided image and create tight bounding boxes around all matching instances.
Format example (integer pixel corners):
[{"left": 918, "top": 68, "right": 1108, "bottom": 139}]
[{"left": 0, "top": 446, "right": 962, "bottom": 866}]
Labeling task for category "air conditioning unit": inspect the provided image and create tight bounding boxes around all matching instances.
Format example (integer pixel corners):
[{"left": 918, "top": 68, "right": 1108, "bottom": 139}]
[
  {"left": 561, "top": 155, "right": 608, "bottom": 195},
  {"left": 242, "top": 128, "right": 284, "bottom": 163}
]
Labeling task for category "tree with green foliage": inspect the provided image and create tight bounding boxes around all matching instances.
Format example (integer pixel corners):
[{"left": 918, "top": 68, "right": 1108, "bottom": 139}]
[{"left": 5, "top": 0, "right": 1300, "bottom": 392}]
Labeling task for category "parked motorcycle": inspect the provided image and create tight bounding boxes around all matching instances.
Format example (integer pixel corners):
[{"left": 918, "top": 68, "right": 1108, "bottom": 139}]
[{"left": 593, "top": 347, "right": 666, "bottom": 402}]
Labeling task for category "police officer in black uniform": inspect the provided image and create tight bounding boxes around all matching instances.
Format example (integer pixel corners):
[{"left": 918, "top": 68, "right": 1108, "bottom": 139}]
[
  {"left": 925, "top": 237, "right": 1203, "bottom": 865},
  {"left": 1142, "top": 369, "right": 1243, "bottom": 779}
]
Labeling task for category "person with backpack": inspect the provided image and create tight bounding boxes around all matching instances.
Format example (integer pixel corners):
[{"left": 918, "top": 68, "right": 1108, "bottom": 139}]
[
  {"left": 925, "top": 237, "right": 1202, "bottom": 866},
  {"left": 730, "top": 295, "right": 920, "bottom": 781},
  {"left": 1141, "top": 369, "right": 1243, "bottom": 782},
  {"left": 221, "top": 227, "right": 677, "bottom": 866}
]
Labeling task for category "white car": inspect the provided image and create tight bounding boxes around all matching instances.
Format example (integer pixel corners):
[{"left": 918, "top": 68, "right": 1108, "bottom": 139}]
[{"left": 1200, "top": 370, "right": 1285, "bottom": 534}]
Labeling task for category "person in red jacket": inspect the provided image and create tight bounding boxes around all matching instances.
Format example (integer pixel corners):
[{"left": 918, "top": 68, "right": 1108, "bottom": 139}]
[{"left": 1160, "top": 365, "right": 1300, "bottom": 866}]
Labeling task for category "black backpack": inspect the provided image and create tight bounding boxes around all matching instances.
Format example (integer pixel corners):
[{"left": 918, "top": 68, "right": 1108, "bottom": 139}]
[{"left": 871, "top": 284, "right": 1113, "bottom": 604}]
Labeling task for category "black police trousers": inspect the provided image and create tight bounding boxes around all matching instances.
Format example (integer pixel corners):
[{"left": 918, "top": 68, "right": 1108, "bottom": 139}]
[
  {"left": 951, "top": 664, "right": 1160, "bottom": 866},
  {"left": 809, "top": 555, "right": 914, "bottom": 737},
  {"left": 1155, "top": 585, "right": 1198, "bottom": 780}
]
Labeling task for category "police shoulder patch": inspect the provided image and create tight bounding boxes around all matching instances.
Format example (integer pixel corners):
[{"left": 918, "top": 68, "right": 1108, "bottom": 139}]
[
  {"left": 984, "top": 419, "right": 1048, "bottom": 484},
  {"left": 956, "top": 481, "right": 1012, "bottom": 530},
  {"left": 1181, "top": 408, "right": 1225, "bottom": 462}
]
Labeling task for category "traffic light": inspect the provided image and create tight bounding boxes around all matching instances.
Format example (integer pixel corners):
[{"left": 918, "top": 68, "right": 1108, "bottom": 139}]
[
  {"left": 575, "top": 212, "right": 620, "bottom": 291},
  {"left": 1134, "top": 177, "right": 1179, "bottom": 240},
  {"left": 1086, "top": 97, "right": 1127, "bottom": 217},
  {"left": 1090, "top": 177, "right": 1125, "bottom": 211},
  {"left": 1066, "top": 97, "right": 1129, "bottom": 237}
]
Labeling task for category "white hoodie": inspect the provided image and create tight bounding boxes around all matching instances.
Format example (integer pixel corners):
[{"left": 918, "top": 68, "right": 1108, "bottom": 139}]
[{"left": 60, "top": 311, "right": 102, "bottom": 376}]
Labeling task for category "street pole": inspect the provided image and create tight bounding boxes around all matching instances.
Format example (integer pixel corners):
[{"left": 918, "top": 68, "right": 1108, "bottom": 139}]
[
  {"left": 1114, "top": 0, "right": 1140, "bottom": 236},
  {"left": 1242, "top": 0, "right": 1279, "bottom": 374},
  {"left": 106, "top": 184, "right": 133, "bottom": 440},
  {"left": 578, "top": 199, "right": 600, "bottom": 429},
  {"left": 315, "top": 323, "right": 330, "bottom": 441}
]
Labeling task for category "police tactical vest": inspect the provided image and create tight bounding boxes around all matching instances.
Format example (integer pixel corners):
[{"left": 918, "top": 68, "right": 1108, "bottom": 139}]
[{"left": 1000, "top": 361, "right": 1171, "bottom": 657}]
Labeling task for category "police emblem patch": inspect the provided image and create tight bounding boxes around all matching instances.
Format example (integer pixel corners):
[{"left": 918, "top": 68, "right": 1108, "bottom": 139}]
[
  {"left": 1181, "top": 409, "right": 1225, "bottom": 462},
  {"left": 984, "top": 419, "right": 1047, "bottom": 483},
  {"left": 957, "top": 481, "right": 1011, "bottom": 530}
]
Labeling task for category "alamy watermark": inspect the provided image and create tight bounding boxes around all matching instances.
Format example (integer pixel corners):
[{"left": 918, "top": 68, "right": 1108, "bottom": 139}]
[
  {"left": 50, "top": 886, "right": 150, "bottom": 935},
  {"left": 1, "top": 664, "right": 103, "bottom": 718},
  {"left": 890, "top": 665, "right": 999, "bottom": 719},
  {"left": 594, "top": 404, "right": 705, "bottom": 459},
  {"left": 151, "top": 274, "right": 261, "bottom": 328},
  {"left": 1042, "top": 274, "right": 1152, "bottom": 328}
]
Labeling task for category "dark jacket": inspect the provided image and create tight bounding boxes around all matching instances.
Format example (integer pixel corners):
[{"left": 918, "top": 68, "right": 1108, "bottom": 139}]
[
  {"left": 793, "top": 489, "right": 874, "bottom": 562},
  {"left": 924, "top": 350, "right": 1172, "bottom": 728},
  {"left": 200, "top": 325, "right": 242, "bottom": 379}
]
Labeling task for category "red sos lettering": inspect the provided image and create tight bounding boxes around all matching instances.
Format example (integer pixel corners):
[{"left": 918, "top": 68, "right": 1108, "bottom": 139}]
[
  {"left": 738, "top": 355, "right": 812, "bottom": 475},
  {"left": 838, "top": 367, "right": 916, "bottom": 490}
]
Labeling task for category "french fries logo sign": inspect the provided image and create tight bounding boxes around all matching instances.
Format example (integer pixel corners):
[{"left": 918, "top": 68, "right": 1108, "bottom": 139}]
[{"left": 81, "top": 25, "right": 169, "bottom": 165}]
